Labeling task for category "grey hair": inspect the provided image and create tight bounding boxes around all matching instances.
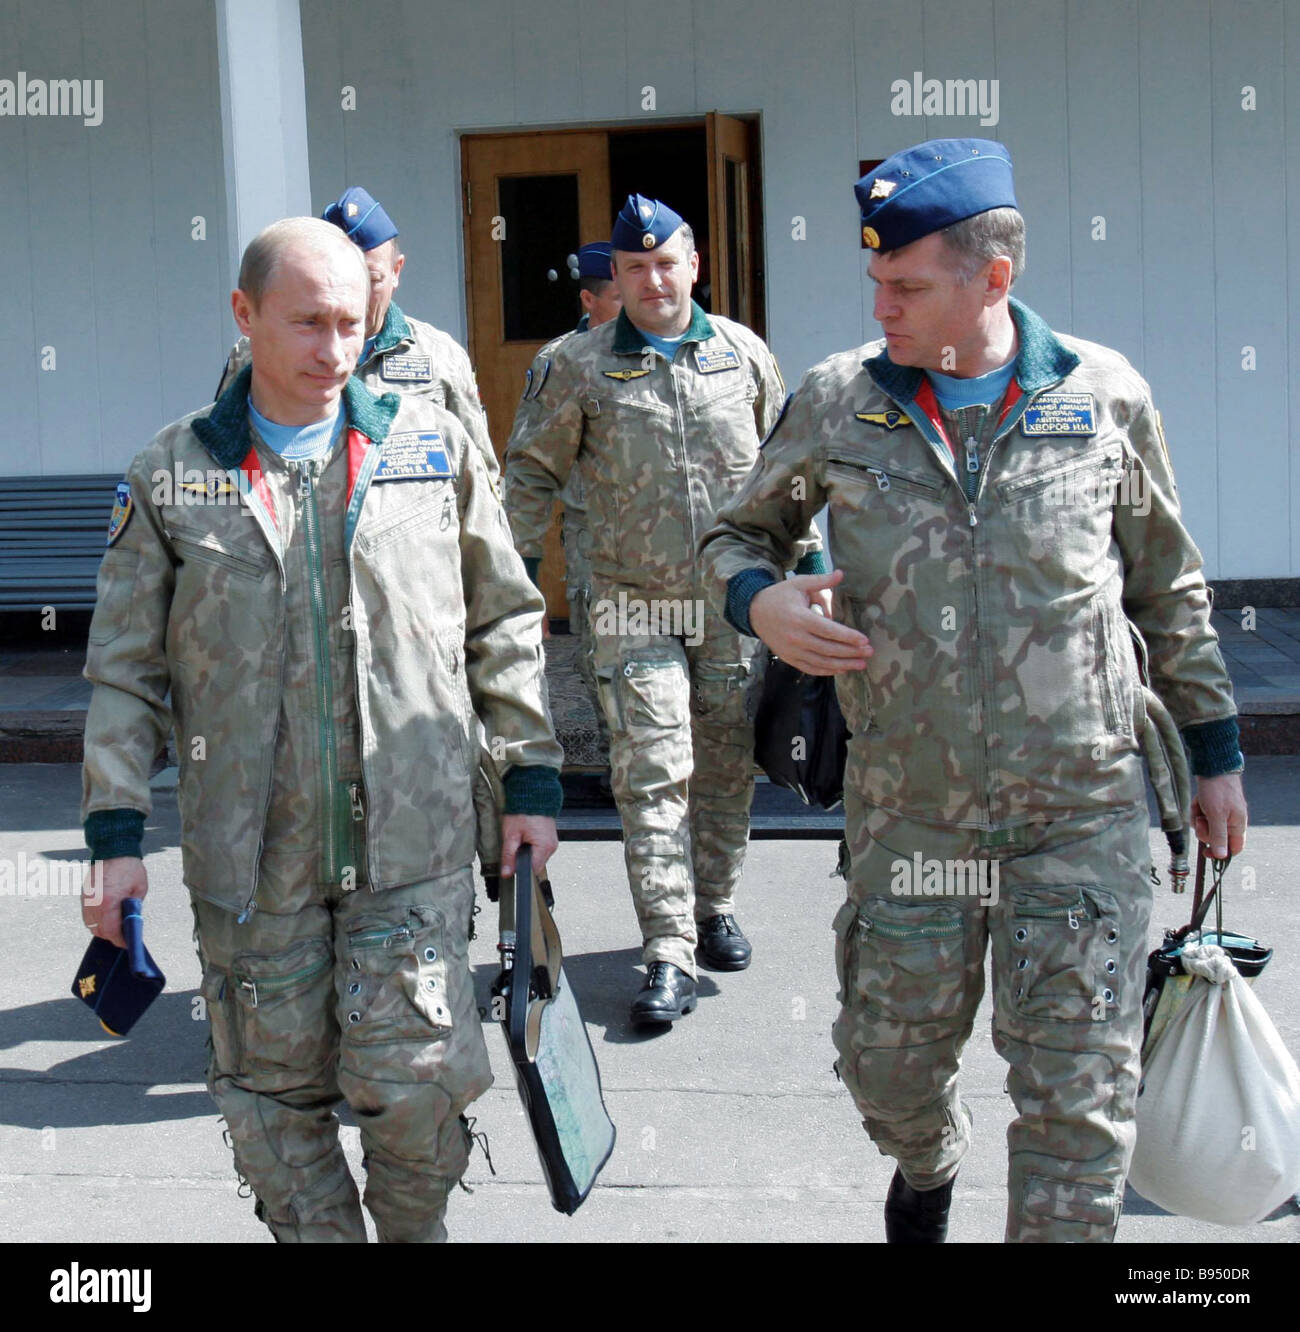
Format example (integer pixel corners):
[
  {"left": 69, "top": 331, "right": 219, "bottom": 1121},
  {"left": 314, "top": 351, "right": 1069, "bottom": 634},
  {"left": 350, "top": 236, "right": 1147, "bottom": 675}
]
[
  {"left": 237, "top": 217, "right": 368, "bottom": 308},
  {"left": 938, "top": 207, "right": 1025, "bottom": 285}
]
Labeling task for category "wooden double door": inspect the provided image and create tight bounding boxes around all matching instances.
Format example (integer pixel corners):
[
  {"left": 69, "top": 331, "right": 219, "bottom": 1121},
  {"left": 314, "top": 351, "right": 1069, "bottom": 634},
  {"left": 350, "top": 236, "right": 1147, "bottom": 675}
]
[{"left": 462, "top": 115, "right": 762, "bottom": 619}]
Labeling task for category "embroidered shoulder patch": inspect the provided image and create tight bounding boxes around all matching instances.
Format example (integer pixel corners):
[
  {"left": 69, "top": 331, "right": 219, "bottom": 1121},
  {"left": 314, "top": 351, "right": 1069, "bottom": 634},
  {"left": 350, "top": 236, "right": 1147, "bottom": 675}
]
[
  {"left": 380, "top": 353, "right": 434, "bottom": 382},
  {"left": 855, "top": 409, "right": 912, "bottom": 430},
  {"left": 372, "top": 432, "right": 454, "bottom": 482},
  {"left": 1021, "top": 392, "right": 1097, "bottom": 436},
  {"left": 106, "top": 481, "right": 133, "bottom": 546},
  {"left": 695, "top": 348, "right": 740, "bottom": 374}
]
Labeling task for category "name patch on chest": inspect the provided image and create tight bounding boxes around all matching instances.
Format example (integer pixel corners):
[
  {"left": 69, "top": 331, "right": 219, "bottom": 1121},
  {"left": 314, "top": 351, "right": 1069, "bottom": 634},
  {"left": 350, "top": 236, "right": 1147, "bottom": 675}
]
[
  {"left": 1021, "top": 393, "right": 1097, "bottom": 436},
  {"left": 380, "top": 353, "right": 434, "bottom": 383},
  {"left": 855, "top": 409, "right": 912, "bottom": 430},
  {"left": 695, "top": 348, "right": 740, "bottom": 374},
  {"left": 372, "top": 432, "right": 454, "bottom": 482}
]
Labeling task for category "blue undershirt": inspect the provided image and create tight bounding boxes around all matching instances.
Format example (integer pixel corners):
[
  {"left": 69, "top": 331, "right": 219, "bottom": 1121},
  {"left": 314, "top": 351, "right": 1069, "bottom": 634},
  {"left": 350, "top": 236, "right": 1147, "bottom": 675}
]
[
  {"left": 248, "top": 399, "right": 345, "bottom": 461},
  {"left": 633, "top": 324, "right": 689, "bottom": 360},
  {"left": 925, "top": 358, "right": 1017, "bottom": 410}
]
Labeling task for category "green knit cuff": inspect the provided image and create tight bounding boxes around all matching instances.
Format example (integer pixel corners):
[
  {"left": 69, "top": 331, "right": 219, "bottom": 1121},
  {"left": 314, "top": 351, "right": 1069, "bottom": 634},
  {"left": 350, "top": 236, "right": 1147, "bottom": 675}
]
[
  {"left": 724, "top": 568, "right": 779, "bottom": 637},
  {"left": 85, "top": 809, "right": 146, "bottom": 862},
  {"left": 502, "top": 765, "right": 563, "bottom": 817},
  {"left": 794, "top": 548, "right": 829, "bottom": 576},
  {"left": 522, "top": 556, "right": 542, "bottom": 588},
  {"left": 1181, "top": 717, "right": 1245, "bottom": 778}
]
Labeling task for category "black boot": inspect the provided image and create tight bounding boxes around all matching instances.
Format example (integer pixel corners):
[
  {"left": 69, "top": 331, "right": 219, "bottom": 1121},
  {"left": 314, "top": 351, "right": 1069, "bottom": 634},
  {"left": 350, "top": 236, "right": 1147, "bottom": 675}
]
[
  {"left": 696, "top": 914, "right": 752, "bottom": 971},
  {"left": 629, "top": 962, "right": 697, "bottom": 1025},
  {"left": 883, "top": 1168, "right": 955, "bottom": 1243}
]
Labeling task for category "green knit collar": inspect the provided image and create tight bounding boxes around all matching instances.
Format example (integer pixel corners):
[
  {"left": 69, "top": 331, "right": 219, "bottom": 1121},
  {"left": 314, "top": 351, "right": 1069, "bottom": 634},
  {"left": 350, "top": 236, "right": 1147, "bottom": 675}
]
[
  {"left": 193, "top": 365, "right": 400, "bottom": 469},
  {"left": 610, "top": 300, "right": 715, "bottom": 355}
]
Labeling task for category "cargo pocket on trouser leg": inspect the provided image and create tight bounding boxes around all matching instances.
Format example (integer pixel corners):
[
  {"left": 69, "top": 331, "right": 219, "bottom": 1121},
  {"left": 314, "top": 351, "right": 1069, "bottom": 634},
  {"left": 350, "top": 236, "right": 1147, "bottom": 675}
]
[
  {"left": 992, "top": 879, "right": 1141, "bottom": 1243},
  {"left": 199, "top": 936, "right": 358, "bottom": 1239},
  {"left": 830, "top": 895, "right": 980, "bottom": 1183},
  {"left": 337, "top": 876, "right": 494, "bottom": 1241},
  {"left": 1012, "top": 1172, "right": 1121, "bottom": 1244}
]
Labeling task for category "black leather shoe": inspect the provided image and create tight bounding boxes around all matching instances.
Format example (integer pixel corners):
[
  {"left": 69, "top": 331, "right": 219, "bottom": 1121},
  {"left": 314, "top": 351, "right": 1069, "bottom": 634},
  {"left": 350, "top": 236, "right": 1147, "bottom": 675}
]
[
  {"left": 696, "top": 914, "right": 752, "bottom": 971},
  {"left": 629, "top": 962, "right": 697, "bottom": 1025},
  {"left": 884, "top": 1168, "right": 955, "bottom": 1243}
]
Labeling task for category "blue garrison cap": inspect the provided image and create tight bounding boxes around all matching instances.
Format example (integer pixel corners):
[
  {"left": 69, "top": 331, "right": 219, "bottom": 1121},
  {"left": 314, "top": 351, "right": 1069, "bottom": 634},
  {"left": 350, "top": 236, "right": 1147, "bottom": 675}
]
[
  {"left": 855, "top": 139, "right": 1016, "bottom": 251},
  {"left": 321, "top": 186, "right": 399, "bottom": 251},
  {"left": 576, "top": 242, "right": 613, "bottom": 280},
  {"left": 611, "top": 194, "right": 685, "bottom": 252}
]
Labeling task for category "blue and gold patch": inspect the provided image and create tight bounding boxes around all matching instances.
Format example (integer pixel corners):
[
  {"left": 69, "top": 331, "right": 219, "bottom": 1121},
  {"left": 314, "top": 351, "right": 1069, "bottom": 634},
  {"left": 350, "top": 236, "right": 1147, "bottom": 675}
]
[
  {"left": 1021, "top": 392, "right": 1097, "bottom": 437},
  {"left": 604, "top": 368, "right": 651, "bottom": 381},
  {"left": 106, "top": 481, "right": 133, "bottom": 546},
  {"left": 695, "top": 348, "right": 740, "bottom": 374},
  {"left": 856, "top": 409, "right": 912, "bottom": 430},
  {"left": 372, "top": 432, "right": 454, "bottom": 482}
]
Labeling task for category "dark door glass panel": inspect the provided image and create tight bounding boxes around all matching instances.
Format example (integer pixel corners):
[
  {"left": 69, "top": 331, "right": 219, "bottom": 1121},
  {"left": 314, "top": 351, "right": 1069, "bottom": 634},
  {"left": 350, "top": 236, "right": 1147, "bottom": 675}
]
[
  {"left": 725, "top": 157, "right": 743, "bottom": 318},
  {"left": 499, "top": 174, "right": 581, "bottom": 342}
]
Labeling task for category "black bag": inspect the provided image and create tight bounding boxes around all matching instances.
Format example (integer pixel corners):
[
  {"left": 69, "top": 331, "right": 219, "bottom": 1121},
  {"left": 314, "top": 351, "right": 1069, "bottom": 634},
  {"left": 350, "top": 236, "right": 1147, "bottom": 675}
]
[
  {"left": 493, "top": 848, "right": 616, "bottom": 1214},
  {"left": 752, "top": 652, "right": 849, "bottom": 809}
]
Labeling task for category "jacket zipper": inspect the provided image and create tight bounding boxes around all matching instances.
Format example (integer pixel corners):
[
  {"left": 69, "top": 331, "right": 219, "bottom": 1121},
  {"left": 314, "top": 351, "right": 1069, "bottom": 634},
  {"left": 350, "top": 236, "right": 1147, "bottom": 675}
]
[{"left": 297, "top": 461, "right": 342, "bottom": 886}]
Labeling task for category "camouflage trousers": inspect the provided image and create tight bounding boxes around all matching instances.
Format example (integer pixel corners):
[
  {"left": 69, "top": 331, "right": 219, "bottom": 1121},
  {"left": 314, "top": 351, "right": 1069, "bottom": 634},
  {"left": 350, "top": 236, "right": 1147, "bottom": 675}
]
[
  {"left": 831, "top": 800, "right": 1152, "bottom": 1243},
  {"left": 591, "top": 576, "right": 762, "bottom": 976},
  {"left": 193, "top": 864, "right": 493, "bottom": 1242}
]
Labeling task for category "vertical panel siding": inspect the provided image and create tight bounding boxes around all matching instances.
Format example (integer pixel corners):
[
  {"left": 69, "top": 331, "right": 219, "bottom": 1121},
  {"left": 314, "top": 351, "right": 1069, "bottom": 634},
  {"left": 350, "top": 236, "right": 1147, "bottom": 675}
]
[
  {"left": 2, "top": 0, "right": 226, "bottom": 476},
  {"left": 1210, "top": 0, "right": 1288, "bottom": 577}
]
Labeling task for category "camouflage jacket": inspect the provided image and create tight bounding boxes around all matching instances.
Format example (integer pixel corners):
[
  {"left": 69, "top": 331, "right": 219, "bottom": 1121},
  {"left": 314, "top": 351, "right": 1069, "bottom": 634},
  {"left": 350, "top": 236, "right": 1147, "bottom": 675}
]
[
  {"left": 504, "top": 302, "right": 818, "bottom": 597},
  {"left": 82, "top": 371, "right": 561, "bottom": 917},
  {"left": 216, "top": 300, "right": 499, "bottom": 480},
  {"left": 701, "top": 297, "right": 1238, "bottom": 828}
]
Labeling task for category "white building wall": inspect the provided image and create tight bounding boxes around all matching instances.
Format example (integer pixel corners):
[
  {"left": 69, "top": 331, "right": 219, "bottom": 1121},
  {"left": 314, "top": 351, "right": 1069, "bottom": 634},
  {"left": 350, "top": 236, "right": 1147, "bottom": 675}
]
[
  {"left": 1, "top": 0, "right": 230, "bottom": 476},
  {"left": 2, "top": 1, "right": 1295, "bottom": 580},
  {"left": 297, "top": 0, "right": 1299, "bottom": 580}
]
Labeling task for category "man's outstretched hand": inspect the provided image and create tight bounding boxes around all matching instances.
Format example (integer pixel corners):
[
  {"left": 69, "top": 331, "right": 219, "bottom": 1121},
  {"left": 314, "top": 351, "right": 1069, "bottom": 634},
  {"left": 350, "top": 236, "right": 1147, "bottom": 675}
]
[{"left": 749, "top": 569, "right": 872, "bottom": 675}]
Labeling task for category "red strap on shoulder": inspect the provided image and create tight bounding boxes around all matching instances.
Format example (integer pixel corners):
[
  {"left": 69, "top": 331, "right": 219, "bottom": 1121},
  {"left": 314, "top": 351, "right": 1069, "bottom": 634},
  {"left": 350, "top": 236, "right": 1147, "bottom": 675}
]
[
  {"left": 346, "top": 429, "right": 369, "bottom": 503},
  {"left": 912, "top": 379, "right": 953, "bottom": 458},
  {"left": 239, "top": 447, "right": 277, "bottom": 529}
]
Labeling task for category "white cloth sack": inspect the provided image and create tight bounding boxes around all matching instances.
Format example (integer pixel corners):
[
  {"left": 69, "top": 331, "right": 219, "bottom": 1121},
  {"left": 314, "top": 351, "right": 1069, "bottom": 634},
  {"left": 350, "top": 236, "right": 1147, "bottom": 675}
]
[{"left": 1129, "top": 943, "right": 1300, "bottom": 1225}]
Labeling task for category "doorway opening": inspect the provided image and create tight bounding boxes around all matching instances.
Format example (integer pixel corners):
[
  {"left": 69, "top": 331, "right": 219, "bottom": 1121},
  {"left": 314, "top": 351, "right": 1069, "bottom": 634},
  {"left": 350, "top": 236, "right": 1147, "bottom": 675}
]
[{"left": 461, "top": 114, "right": 764, "bottom": 617}]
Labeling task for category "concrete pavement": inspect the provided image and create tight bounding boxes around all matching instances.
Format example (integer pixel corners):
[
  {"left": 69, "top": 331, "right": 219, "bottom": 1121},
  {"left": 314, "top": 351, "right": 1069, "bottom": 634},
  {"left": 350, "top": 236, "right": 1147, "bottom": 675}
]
[{"left": 1, "top": 759, "right": 1298, "bottom": 1247}]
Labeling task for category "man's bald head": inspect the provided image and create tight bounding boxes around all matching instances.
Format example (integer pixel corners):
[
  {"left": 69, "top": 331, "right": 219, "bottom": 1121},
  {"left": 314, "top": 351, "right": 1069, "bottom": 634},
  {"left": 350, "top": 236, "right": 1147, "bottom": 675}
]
[{"left": 237, "top": 217, "right": 368, "bottom": 311}]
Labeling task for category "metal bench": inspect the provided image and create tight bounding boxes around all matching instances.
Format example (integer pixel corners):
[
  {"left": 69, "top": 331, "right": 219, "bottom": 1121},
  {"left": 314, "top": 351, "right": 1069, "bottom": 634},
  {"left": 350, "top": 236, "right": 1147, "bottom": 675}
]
[{"left": 0, "top": 475, "right": 118, "bottom": 613}]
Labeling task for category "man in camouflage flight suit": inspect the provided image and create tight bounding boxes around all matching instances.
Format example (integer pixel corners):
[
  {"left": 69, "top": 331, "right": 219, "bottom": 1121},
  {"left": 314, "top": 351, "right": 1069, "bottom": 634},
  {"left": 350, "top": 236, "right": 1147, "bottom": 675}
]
[
  {"left": 510, "top": 241, "right": 621, "bottom": 746},
  {"left": 701, "top": 140, "right": 1248, "bottom": 1242},
  {"left": 506, "top": 195, "right": 827, "bottom": 1024},
  {"left": 80, "top": 217, "right": 562, "bottom": 1242},
  {"left": 216, "top": 186, "right": 498, "bottom": 481}
]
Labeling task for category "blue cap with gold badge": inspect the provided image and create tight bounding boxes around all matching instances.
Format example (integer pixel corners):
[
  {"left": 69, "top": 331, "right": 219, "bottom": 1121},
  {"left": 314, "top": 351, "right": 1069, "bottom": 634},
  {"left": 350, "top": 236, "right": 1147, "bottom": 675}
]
[
  {"left": 322, "top": 185, "right": 399, "bottom": 252},
  {"left": 611, "top": 195, "right": 685, "bottom": 252},
  {"left": 855, "top": 139, "right": 1016, "bottom": 251},
  {"left": 576, "top": 242, "right": 613, "bottom": 279},
  {"left": 72, "top": 898, "right": 166, "bottom": 1037}
]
